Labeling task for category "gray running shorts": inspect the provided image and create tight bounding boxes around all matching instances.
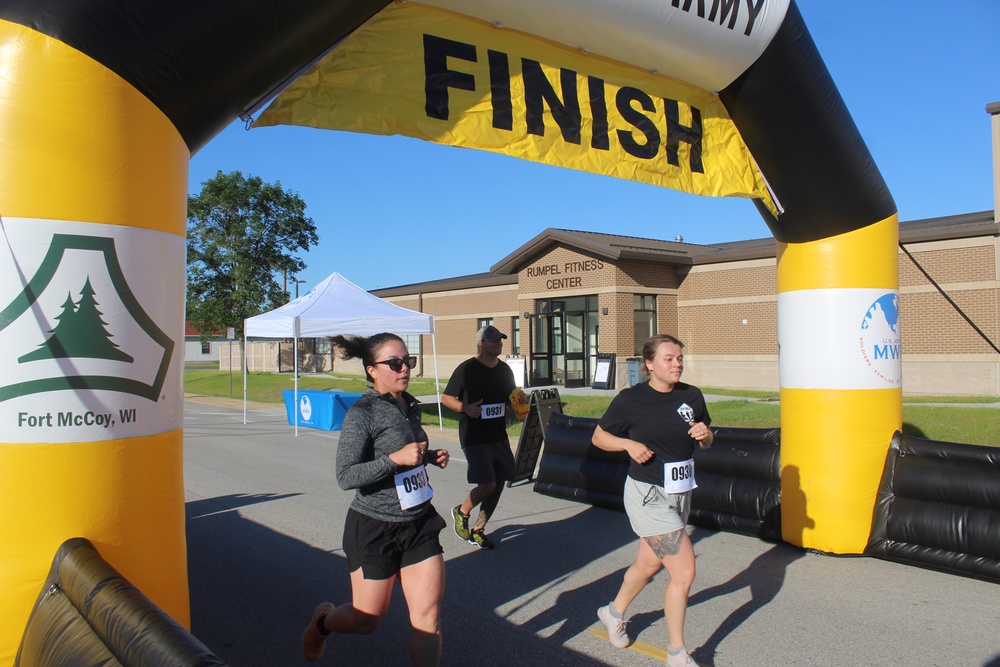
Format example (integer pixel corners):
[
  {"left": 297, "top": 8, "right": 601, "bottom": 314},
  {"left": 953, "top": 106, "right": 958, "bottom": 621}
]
[{"left": 623, "top": 476, "right": 691, "bottom": 538}]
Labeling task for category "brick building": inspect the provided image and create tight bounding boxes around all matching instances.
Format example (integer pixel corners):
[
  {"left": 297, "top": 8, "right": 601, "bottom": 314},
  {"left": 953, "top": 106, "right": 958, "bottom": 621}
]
[{"left": 373, "top": 211, "right": 999, "bottom": 397}]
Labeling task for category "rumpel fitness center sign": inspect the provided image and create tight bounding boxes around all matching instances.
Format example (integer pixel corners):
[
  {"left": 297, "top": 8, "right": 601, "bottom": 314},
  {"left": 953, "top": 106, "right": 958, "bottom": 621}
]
[{"left": 527, "top": 259, "right": 605, "bottom": 290}]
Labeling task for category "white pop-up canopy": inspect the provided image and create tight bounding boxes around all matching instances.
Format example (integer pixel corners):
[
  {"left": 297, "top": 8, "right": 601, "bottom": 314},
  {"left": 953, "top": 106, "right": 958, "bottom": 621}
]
[{"left": 243, "top": 272, "right": 441, "bottom": 433}]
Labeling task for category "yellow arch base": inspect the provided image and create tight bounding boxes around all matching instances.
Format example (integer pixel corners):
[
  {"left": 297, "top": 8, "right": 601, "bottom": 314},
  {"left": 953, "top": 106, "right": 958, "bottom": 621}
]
[
  {"left": 777, "top": 215, "right": 901, "bottom": 553},
  {"left": 0, "top": 432, "right": 189, "bottom": 660},
  {"left": 0, "top": 21, "right": 189, "bottom": 664},
  {"left": 780, "top": 389, "right": 902, "bottom": 552}
]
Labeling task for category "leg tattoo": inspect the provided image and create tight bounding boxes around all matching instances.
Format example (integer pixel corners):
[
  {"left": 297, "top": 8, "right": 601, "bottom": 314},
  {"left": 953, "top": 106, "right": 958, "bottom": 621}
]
[
  {"left": 474, "top": 486, "right": 504, "bottom": 531},
  {"left": 644, "top": 530, "right": 684, "bottom": 559}
]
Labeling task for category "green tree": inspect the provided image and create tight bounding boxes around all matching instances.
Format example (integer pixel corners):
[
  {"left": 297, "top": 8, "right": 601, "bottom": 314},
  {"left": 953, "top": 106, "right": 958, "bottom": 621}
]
[{"left": 187, "top": 170, "right": 318, "bottom": 339}]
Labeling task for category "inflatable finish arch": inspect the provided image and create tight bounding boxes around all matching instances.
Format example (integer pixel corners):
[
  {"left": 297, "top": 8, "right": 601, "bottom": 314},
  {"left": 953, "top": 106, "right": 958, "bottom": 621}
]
[{"left": 0, "top": 0, "right": 897, "bottom": 659}]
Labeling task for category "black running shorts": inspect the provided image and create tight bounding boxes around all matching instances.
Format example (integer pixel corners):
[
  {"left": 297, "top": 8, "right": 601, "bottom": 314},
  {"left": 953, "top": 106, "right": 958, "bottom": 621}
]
[
  {"left": 343, "top": 507, "right": 445, "bottom": 580},
  {"left": 463, "top": 441, "right": 516, "bottom": 485}
]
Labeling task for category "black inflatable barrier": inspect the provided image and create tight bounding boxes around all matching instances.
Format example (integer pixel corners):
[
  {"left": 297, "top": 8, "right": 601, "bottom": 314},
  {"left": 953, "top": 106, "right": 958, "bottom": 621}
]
[
  {"left": 534, "top": 414, "right": 782, "bottom": 540},
  {"left": 533, "top": 413, "right": 629, "bottom": 510},
  {"left": 688, "top": 427, "right": 782, "bottom": 542},
  {"left": 866, "top": 431, "right": 1000, "bottom": 584},
  {"left": 16, "top": 537, "right": 227, "bottom": 667}
]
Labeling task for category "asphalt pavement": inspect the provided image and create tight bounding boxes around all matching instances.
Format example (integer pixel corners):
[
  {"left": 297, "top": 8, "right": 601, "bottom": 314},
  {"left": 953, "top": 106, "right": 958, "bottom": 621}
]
[{"left": 182, "top": 397, "right": 1000, "bottom": 667}]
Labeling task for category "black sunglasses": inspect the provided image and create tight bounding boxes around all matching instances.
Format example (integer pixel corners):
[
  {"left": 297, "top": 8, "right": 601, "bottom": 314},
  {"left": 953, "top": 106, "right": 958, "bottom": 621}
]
[{"left": 372, "top": 356, "right": 416, "bottom": 372}]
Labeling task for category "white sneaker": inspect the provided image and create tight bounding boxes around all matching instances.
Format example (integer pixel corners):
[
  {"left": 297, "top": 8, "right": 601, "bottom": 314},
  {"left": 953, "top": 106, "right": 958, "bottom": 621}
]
[
  {"left": 665, "top": 648, "right": 695, "bottom": 666},
  {"left": 596, "top": 605, "right": 629, "bottom": 649}
]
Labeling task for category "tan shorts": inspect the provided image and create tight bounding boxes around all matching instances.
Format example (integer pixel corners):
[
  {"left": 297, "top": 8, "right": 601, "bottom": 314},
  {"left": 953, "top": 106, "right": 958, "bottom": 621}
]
[{"left": 623, "top": 476, "right": 691, "bottom": 538}]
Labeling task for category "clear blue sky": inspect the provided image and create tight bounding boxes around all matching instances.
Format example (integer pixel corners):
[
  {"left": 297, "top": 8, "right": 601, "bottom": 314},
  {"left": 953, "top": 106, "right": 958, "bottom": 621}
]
[{"left": 189, "top": 1, "right": 1000, "bottom": 292}]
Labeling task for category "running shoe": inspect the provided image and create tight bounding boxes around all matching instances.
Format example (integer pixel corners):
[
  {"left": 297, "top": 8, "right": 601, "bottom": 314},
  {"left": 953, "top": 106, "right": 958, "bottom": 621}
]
[
  {"left": 665, "top": 648, "right": 695, "bottom": 666},
  {"left": 451, "top": 505, "right": 471, "bottom": 542},
  {"left": 597, "top": 604, "right": 629, "bottom": 649},
  {"left": 302, "top": 602, "right": 335, "bottom": 662},
  {"left": 469, "top": 529, "right": 495, "bottom": 549}
]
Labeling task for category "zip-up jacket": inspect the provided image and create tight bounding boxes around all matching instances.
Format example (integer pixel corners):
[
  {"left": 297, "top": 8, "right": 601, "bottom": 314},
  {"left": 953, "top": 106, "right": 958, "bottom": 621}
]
[{"left": 336, "top": 388, "right": 433, "bottom": 522}]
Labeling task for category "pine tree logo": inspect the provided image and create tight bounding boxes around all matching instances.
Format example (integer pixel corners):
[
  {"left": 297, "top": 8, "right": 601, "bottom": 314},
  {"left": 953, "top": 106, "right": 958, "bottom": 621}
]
[
  {"left": 19, "top": 277, "right": 134, "bottom": 364},
  {"left": 0, "top": 233, "right": 174, "bottom": 402}
]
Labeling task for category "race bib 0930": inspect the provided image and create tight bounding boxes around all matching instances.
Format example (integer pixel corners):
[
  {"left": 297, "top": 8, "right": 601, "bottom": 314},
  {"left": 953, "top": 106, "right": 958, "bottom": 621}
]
[
  {"left": 395, "top": 464, "right": 433, "bottom": 510},
  {"left": 663, "top": 458, "right": 696, "bottom": 494}
]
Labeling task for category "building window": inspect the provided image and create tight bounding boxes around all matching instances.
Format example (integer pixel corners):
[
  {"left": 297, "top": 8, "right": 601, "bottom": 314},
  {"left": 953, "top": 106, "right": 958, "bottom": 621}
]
[
  {"left": 200, "top": 341, "right": 211, "bottom": 355},
  {"left": 477, "top": 318, "right": 493, "bottom": 331},
  {"left": 401, "top": 334, "right": 421, "bottom": 355},
  {"left": 313, "top": 338, "right": 332, "bottom": 354},
  {"left": 511, "top": 317, "right": 521, "bottom": 355},
  {"left": 633, "top": 294, "right": 657, "bottom": 354}
]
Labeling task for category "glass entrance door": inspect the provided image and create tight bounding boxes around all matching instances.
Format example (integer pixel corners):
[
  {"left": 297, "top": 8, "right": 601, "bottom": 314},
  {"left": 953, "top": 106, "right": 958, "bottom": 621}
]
[
  {"left": 527, "top": 296, "right": 598, "bottom": 387},
  {"left": 528, "top": 314, "right": 553, "bottom": 386},
  {"left": 528, "top": 296, "right": 598, "bottom": 387},
  {"left": 564, "top": 312, "right": 586, "bottom": 388}
]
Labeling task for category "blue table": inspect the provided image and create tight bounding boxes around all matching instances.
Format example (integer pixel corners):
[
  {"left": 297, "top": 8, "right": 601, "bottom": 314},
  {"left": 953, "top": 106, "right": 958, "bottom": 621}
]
[{"left": 282, "top": 390, "right": 362, "bottom": 431}]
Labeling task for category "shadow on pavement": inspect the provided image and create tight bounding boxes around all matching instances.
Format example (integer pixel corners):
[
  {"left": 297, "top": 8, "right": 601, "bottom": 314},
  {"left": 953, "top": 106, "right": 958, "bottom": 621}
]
[
  {"left": 687, "top": 542, "right": 805, "bottom": 666},
  {"left": 187, "top": 497, "right": 637, "bottom": 666},
  {"left": 442, "top": 506, "right": 636, "bottom": 655},
  {"left": 187, "top": 494, "right": 337, "bottom": 665}
]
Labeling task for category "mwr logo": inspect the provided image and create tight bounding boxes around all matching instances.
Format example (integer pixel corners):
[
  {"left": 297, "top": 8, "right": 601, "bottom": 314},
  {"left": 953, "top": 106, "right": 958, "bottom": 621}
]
[
  {"left": 0, "top": 233, "right": 174, "bottom": 403},
  {"left": 299, "top": 394, "right": 313, "bottom": 422},
  {"left": 858, "top": 293, "right": 901, "bottom": 386}
]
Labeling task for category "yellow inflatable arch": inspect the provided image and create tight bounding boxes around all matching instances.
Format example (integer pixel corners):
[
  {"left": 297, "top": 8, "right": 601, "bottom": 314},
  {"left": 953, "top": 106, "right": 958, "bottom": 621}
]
[{"left": 0, "top": 0, "right": 898, "bottom": 659}]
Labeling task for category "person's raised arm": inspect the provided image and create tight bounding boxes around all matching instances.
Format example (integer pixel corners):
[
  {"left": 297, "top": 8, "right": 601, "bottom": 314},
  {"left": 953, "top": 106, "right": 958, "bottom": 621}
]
[
  {"left": 592, "top": 425, "right": 653, "bottom": 464},
  {"left": 336, "top": 410, "right": 398, "bottom": 490},
  {"left": 442, "top": 393, "right": 481, "bottom": 419},
  {"left": 687, "top": 421, "right": 714, "bottom": 449}
]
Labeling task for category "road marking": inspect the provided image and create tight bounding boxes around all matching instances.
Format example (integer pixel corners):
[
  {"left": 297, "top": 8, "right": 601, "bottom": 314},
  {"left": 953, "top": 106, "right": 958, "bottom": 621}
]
[{"left": 587, "top": 626, "right": 666, "bottom": 661}]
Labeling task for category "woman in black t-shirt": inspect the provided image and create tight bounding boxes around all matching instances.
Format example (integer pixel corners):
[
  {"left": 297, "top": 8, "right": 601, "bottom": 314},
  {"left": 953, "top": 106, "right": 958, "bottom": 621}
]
[{"left": 592, "top": 334, "right": 713, "bottom": 667}]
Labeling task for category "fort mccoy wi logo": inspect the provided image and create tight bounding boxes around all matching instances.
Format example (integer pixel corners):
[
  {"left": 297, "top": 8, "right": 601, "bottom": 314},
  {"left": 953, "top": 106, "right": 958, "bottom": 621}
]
[{"left": 0, "top": 219, "right": 184, "bottom": 443}]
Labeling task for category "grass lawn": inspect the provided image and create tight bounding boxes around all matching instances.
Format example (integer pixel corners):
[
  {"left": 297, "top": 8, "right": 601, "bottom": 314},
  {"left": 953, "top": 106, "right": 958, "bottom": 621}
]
[
  {"left": 184, "top": 367, "right": 442, "bottom": 404},
  {"left": 184, "top": 368, "right": 998, "bottom": 447}
]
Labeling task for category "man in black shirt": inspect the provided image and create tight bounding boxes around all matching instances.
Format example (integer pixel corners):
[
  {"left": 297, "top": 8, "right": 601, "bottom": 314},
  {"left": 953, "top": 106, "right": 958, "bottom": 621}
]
[{"left": 441, "top": 325, "right": 525, "bottom": 549}]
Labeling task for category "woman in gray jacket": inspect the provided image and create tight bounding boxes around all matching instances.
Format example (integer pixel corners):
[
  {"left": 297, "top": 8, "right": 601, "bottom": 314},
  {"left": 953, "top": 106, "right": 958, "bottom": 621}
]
[{"left": 302, "top": 333, "right": 450, "bottom": 666}]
